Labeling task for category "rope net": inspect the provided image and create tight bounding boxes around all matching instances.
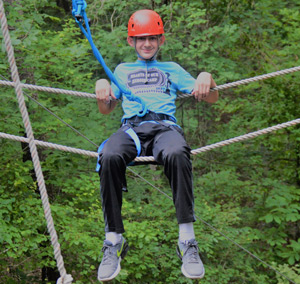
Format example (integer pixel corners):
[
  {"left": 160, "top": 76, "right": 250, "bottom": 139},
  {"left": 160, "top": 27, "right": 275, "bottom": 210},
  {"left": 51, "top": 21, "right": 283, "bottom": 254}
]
[
  {"left": 0, "top": 1, "right": 72, "bottom": 283},
  {"left": 1, "top": 117, "right": 300, "bottom": 163},
  {"left": 1, "top": 1, "right": 299, "bottom": 283}
]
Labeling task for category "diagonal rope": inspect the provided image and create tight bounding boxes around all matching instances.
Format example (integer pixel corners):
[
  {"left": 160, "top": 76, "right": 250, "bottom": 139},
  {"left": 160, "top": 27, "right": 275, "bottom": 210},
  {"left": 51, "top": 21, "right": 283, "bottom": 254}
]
[
  {"left": 1, "top": 79, "right": 298, "bottom": 283},
  {"left": 0, "top": 1, "right": 72, "bottom": 283},
  {"left": 129, "top": 169, "right": 296, "bottom": 284},
  {"left": 0, "top": 4, "right": 298, "bottom": 283},
  {"left": 0, "top": 74, "right": 97, "bottom": 147},
  {"left": 2, "top": 110, "right": 299, "bottom": 282}
]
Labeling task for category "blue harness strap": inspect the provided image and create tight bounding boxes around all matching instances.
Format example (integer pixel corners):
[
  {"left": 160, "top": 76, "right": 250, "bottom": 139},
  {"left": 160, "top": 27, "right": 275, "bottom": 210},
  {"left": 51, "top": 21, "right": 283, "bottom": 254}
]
[
  {"left": 95, "top": 127, "right": 141, "bottom": 172},
  {"left": 125, "top": 127, "right": 141, "bottom": 156}
]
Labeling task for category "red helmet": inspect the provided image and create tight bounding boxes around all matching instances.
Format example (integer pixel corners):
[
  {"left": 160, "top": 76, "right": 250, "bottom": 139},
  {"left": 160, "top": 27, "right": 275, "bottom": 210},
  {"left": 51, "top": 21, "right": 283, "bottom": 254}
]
[{"left": 128, "top": 9, "right": 164, "bottom": 37}]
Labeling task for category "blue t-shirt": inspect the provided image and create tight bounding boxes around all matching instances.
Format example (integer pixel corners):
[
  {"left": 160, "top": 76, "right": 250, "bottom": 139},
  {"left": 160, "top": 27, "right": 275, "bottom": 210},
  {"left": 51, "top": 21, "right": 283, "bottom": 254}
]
[{"left": 111, "top": 60, "right": 196, "bottom": 122}]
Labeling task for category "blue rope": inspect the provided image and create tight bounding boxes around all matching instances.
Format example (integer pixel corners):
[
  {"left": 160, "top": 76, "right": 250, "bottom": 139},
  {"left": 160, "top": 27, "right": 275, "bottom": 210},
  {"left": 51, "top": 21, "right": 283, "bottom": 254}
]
[{"left": 71, "top": 0, "right": 147, "bottom": 116}]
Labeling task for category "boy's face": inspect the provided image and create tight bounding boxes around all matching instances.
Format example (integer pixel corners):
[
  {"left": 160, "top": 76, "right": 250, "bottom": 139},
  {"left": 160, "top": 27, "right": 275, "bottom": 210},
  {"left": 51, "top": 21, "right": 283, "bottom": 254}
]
[{"left": 127, "top": 35, "right": 165, "bottom": 60}]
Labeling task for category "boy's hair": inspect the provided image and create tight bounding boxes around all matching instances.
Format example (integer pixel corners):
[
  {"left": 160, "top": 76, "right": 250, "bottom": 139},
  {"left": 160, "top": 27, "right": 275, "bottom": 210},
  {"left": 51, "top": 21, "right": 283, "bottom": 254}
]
[{"left": 128, "top": 9, "right": 164, "bottom": 37}]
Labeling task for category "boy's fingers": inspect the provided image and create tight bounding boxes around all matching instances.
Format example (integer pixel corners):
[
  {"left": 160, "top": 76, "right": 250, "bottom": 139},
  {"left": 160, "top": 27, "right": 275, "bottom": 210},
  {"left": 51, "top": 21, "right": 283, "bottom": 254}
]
[{"left": 110, "top": 90, "right": 117, "bottom": 100}]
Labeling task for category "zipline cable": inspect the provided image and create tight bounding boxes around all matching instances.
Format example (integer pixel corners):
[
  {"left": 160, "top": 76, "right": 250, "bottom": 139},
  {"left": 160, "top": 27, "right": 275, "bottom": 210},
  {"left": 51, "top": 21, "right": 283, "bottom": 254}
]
[{"left": 0, "top": 1, "right": 72, "bottom": 283}]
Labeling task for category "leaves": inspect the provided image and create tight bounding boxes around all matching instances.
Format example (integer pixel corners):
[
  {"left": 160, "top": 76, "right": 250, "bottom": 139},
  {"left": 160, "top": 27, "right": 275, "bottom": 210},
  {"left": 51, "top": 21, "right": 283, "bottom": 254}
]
[{"left": 1, "top": 0, "right": 300, "bottom": 283}]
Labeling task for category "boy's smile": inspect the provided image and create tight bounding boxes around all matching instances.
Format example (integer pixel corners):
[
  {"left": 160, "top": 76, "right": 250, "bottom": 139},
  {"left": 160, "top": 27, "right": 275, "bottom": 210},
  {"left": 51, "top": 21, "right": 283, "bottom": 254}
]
[{"left": 127, "top": 35, "right": 165, "bottom": 60}]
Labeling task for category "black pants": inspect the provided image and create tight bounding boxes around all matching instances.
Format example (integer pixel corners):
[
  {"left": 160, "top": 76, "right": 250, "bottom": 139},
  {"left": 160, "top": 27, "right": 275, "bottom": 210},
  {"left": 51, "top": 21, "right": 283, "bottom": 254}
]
[{"left": 98, "top": 122, "right": 195, "bottom": 234}]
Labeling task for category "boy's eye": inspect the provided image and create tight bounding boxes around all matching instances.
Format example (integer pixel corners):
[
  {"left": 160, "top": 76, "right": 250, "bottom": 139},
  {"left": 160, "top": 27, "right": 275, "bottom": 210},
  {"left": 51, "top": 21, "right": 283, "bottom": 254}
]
[{"left": 136, "top": 36, "right": 158, "bottom": 41}]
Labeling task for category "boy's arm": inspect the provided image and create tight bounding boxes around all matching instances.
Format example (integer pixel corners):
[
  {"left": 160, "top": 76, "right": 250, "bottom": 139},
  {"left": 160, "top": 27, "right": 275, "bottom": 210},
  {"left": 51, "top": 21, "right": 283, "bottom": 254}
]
[
  {"left": 192, "top": 72, "right": 219, "bottom": 103},
  {"left": 95, "top": 79, "right": 118, "bottom": 114}
]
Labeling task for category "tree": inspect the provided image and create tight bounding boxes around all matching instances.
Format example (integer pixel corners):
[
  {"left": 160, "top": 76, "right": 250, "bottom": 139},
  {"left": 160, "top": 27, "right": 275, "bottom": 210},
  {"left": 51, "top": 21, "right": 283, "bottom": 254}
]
[{"left": 1, "top": 0, "right": 299, "bottom": 283}]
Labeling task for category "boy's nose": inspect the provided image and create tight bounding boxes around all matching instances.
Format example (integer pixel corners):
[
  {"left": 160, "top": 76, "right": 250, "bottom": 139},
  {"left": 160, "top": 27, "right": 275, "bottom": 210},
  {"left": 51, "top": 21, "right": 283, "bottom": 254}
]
[{"left": 144, "top": 38, "right": 151, "bottom": 45}]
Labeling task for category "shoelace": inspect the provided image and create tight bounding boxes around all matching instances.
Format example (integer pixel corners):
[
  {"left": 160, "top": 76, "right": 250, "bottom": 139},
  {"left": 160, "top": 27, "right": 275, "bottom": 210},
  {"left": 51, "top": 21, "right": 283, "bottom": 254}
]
[
  {"left": 101, "top": 245, "right": 114, "bottom": 265},
  {"left": 186, "top": 244, "right": 200, "bottom": 263}
]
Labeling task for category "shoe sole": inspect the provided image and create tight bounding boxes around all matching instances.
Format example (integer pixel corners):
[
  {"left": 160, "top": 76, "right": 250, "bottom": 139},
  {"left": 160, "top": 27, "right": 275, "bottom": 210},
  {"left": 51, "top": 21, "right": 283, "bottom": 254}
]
[
  {"left": 181, "top": 264, "right": 205, "bottom": 279},
  {"left": 98, "top": 242, "right": 129, "bottom": 282},
  {"left": 98, "top": 258, "right": 121, "bottom": 282}
]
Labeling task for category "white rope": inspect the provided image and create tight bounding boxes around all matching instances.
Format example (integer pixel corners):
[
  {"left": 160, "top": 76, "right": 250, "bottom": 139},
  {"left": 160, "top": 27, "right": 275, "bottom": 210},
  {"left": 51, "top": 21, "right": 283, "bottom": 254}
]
[
  {"left": 0, "top": 1, "right": 72, "bottom": 283},
  {"left": 0, "top": 80, "right": 96, "bottom": 99},
  {"left": 0, "top": 132, "right": 98, "bottom": 158},
  {"left": 191, "top": 118, "right": 300, "bottom": 155},
  {"left": 2, "top": 117, "right": 300, "bottom": 163},
  {"left": 1, "top": 66, "right": 300, "bottom": 100},
  {"left": 178, "top": 66, "right": 300, "bottom": 99},
  {"left": 1, "top": 2, "right": 299, "bottom": 282}
]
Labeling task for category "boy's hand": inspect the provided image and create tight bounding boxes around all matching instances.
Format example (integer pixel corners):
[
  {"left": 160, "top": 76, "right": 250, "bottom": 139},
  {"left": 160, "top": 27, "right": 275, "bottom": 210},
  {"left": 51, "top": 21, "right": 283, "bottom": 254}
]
[
  {"left": 95, "top": 79, "right": 118, "bottom": 114},
  {"left": 192, "top": 72, "right": 219, "bottom": 103},
  {"left": 95, "top": 79, "right": 116, "bottom": 103},
  {"left": 192, "top": 72, "right": 212, "bottom": 101}
]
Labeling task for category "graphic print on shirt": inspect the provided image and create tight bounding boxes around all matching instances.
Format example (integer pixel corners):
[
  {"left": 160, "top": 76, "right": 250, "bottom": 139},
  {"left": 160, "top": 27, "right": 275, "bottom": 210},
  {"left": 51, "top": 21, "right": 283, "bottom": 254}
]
[{"left": 127, "top": 68, "right": 172, "bottom": 96}]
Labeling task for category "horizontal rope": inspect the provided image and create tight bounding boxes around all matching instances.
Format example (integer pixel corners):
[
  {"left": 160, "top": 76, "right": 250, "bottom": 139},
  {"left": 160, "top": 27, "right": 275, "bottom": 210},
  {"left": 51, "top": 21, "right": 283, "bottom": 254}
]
[
  {"left": 178, "top": 65, "right": 300, "bottom": 99},
  {"left": 0, "top": 132, "right": 99, "bottom": 158},
  {"left": 2, "top": 117, "right": 300, "bottom": 162},
  {"left": 1, "top": 65, "right": 300, "bottom": 100},
  {"left": 191, "top": 118, "right": 300, "bottom": 155},
  {"left": 0, "top": 80, "right": 96, "bottom": 99}
]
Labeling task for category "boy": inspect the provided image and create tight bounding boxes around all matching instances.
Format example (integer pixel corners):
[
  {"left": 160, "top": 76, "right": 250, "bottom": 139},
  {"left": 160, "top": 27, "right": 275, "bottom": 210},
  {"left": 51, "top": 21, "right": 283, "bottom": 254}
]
[{"left": 96, "top": 9, "right": 219, "bottom": 282}]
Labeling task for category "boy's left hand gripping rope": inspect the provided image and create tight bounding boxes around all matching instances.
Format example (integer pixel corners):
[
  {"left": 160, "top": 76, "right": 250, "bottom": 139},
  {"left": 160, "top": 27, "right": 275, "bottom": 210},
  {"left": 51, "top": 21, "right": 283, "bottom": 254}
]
[{"left": 71, "top": 0, "right": 148, "bottom": 117}]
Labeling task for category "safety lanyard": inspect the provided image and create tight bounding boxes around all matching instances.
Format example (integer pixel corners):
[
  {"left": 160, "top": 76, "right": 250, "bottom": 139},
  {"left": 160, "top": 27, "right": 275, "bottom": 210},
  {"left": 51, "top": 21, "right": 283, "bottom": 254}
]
[{"left": 71, "top": 0, "right": 147, "bottom": 117}]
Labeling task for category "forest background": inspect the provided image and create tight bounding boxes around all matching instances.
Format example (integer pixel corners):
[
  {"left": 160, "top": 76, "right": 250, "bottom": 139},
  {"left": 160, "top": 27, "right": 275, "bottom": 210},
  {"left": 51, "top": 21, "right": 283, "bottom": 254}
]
[{"left": 0, "top": 0, "right": 300, "bottom": 283}]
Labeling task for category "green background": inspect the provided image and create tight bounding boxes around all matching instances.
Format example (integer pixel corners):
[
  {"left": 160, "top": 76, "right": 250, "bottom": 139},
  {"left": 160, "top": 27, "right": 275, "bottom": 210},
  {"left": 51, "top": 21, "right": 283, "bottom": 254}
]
[{"left": 0, "top": 0, "right": 299, "bottom": 283}]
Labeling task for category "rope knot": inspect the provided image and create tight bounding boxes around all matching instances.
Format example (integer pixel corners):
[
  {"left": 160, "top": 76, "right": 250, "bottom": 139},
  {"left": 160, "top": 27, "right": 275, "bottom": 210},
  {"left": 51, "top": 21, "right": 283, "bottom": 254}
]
[{"left": 56, "top": 274, "right": 73, "bottom": 284}]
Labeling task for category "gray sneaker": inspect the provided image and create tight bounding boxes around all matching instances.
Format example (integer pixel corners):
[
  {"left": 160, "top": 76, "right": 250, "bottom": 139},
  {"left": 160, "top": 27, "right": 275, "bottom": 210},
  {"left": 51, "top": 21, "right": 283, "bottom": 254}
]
[
  {"left": 176, "top": 239, "right": 205, "bottom": 279},
  {"left": 97, "top": 237, "right": 129, "bottom": 282}
]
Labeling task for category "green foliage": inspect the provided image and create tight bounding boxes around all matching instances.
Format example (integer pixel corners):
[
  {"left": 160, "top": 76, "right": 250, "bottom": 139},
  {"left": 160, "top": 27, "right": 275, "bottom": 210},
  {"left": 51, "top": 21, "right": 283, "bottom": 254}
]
[{"left": 1, "top": 0, "right": 300, "bottom": 283}]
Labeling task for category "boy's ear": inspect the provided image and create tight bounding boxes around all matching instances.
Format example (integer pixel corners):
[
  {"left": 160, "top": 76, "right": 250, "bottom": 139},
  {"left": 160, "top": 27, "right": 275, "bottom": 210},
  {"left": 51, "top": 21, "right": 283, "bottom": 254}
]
[
  {"left": 127, "top": 36, "right": 135, "bottom": 47},
  {"left": 159, "top": 35, "right": 165, "bottom": 46}
]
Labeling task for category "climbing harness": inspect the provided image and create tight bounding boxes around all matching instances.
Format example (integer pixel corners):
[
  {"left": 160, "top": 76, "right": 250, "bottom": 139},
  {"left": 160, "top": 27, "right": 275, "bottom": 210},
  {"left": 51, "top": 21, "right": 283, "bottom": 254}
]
[
  {"left": 1, "top": 1, "right": 300, "bottom": 283},
  {"left": 71, "top": 0, "right": 147, "bottom": 116},
  {"left": 95, "top": 125, "right": 142, "bottom": 172}
]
